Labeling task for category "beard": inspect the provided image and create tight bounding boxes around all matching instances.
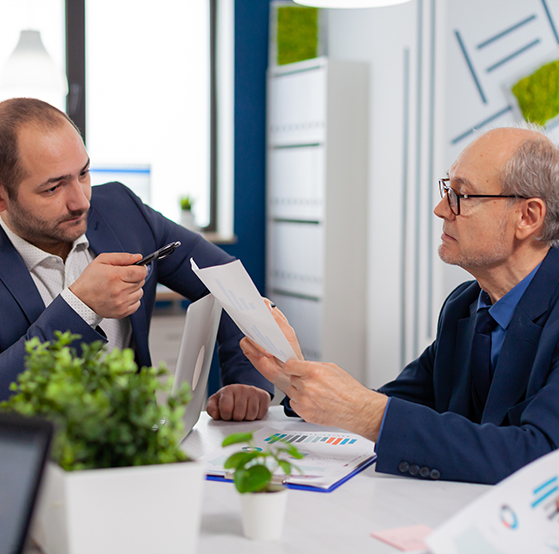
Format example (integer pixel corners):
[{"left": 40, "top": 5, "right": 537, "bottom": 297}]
[
  {"left": 438, "top": 216, "right": 510, "bottom": 270},
  {"left": 6, "top": 199, "right": 89, "bottom": 250}
]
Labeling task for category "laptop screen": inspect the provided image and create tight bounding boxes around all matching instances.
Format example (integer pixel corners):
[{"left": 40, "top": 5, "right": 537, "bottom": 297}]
[{"left": 0, "top": 413, "right": 53, "bottom": 554}]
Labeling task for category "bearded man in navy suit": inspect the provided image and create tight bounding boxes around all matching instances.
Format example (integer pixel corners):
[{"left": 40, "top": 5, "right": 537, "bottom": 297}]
[
  {"left": 0, "top": 97, "right": 272, "bottom": 421},
  {"left": 243, "top": 125, "right": 559, "bottom": 484}
]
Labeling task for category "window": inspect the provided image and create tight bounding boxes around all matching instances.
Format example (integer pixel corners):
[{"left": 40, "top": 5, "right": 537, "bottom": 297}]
[
  {"left": 85, "top": 1, "right": 211, "bottom": 227},
  {"left": 0, "top": 0, "right": 66, "bottom": 109},
  {"left": 0, "top": 0, "right": 234, "bottom": 236}
]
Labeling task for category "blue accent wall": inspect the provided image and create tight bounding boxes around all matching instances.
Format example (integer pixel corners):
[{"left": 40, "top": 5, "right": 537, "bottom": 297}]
[
  {"left": 209, "top": 0, "right": 271, "bottom": 395},
  {"left": 221, "top": 0, "right": 271, "bottom": 294}
]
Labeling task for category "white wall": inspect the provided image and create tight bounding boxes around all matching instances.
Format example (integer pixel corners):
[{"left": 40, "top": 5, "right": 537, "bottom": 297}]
[
  {"left": 326, "top": 0, "right": 559, "bottom": 388},
  {"left": 327, "top": 1, "right": 447, "bottom": 388}
]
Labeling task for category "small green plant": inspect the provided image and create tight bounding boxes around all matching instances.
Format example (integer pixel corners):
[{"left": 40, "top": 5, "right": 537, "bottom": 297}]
[
  {"left": 222, "top": 431, "right": 304, "bottom": 493},
  {"left": 0, "top": 331, "right": 191, "bottom": 471},
  {"left": 180, "top": 195, "right": 194, "bottom": 211}
]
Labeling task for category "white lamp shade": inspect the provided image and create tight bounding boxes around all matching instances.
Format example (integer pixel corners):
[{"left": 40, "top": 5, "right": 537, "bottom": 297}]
[
  {"left": 0, "top": 30, "right": 68, "bottom": 96},
  {"left": 293, "top": 0, "right": 412, "bottom": 7}
]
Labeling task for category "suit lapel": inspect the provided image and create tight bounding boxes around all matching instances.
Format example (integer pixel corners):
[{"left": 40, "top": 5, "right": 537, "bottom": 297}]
[
  {"left": 484, "top": 313, "right": 541, "bottom": 423},
  {"left": 0, "top": 226, "right": 45, "bottom": 324},
  {"left": 86, "top": 204, "right": 149, "bottom": 364},
  {"left": 86, "top": 205, "right": 126, "bottom": 256},
  {"left": 446, "top": 301, "right": 477, "bottom": 418},
  {"left": 483, "top": 247, "right": 559, "bottom": 424}
]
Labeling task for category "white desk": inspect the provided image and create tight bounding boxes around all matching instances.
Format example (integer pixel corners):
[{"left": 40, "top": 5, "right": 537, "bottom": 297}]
[{"left": 185, "top": 407, "right": 489, "bottom": 553}]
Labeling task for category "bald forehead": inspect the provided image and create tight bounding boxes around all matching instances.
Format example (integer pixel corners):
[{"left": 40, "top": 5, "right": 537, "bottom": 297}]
[{"left": 451, "top": 127, "right": 550, "bottom": 179}]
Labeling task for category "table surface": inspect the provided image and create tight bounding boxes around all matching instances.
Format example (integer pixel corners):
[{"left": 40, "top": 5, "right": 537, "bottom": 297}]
[{"left": 185, "top": 407, "right": 490, "bottom": 553}]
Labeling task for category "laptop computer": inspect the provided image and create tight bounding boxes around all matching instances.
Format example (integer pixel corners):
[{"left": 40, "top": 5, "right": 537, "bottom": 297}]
[
  {"left": 0, "top": 412, "right": 53, "bottom": 554},
  {"left": 171, "top": 293, "right": 222, "bottom": 439}
]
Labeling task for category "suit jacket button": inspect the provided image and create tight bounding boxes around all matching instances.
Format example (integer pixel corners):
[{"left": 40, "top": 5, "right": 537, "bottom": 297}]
[
  {"left": 409, "top": 464, "right": 420, "bottom": 476},
  {"left": 420, "top": 466, "right": 430, "bottom": 478},
  {"left": 398, "top": 461, "right": 410, "bottom": 473},
  {"left": 430, "top": 469, "right": 441, "bottom": 480}
]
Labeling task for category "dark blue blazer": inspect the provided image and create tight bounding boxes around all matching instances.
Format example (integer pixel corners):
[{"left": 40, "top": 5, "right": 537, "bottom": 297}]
[
  {"left": 376, "top": 246, "right": 559, "bottom": 484},
  {"left": 0, "top": 183, "right": 272, "bottom": 400}
]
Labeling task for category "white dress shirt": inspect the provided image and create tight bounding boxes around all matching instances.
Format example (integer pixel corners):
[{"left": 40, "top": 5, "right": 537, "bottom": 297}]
[{"left": 0, "top": 215, "right": 132, "bottom": 351}]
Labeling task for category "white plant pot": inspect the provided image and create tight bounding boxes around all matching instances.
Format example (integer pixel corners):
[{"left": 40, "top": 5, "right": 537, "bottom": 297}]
[
  {"left": 32, "top": 461, "right": 205, "bottom": 554},
  {"left": 240, "top": 486, "right": 288, "bottom": 541},
  {"left": 180, "top": 210, "right": 199, "bottom": 232}
]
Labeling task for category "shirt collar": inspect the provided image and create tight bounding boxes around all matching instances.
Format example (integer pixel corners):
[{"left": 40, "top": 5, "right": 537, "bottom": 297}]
[
  {"left": 477, "top": 263, "right": 541, "bottom": 330},
  {"left": 0, "top": 214, "right": 89, "bottom": 271}
]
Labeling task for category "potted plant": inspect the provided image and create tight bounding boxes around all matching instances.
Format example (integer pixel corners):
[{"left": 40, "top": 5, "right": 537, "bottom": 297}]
[
  {"left": 179, "top": 195, "right": 199, "bottom": 231},
  {"left": 222, "top": 431, "right": 303, "bottom": 540},
  {"left": 0, "top": 331, "right": 205, "bottom": 554}
]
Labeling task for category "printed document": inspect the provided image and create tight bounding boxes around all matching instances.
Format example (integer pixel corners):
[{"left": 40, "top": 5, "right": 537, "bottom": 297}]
[
  {"left": 427, "top": 449, "right": 559, "bottom": 554},
  {"left": 191, "top": 258, "right": 298, "bottom": 362}
]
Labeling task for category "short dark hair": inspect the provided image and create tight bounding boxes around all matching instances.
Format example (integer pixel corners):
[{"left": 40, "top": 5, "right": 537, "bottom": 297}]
[{"left": 0, "top": 98, "right": 81, "bottom": 199}]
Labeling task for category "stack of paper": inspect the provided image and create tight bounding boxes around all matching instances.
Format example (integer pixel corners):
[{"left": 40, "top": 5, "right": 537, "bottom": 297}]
[{"left": 200, "top": 427, "right": 377, "bottom": 493}]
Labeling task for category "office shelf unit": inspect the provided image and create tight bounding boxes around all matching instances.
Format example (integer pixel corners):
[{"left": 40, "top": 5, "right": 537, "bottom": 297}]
[{"left": 266, "top": 57, "right": 368, "bottom": 382}]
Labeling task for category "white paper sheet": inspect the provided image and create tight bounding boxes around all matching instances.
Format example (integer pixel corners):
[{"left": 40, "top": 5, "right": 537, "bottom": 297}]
[
  {"left": 427, "top": 449, "right": 559, "bottom": 554},
  {"left": 191, "top": 258, "right": 298, "bottom": 363}
]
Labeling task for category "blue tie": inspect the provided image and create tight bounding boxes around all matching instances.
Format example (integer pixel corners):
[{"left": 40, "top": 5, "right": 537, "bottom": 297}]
[{"left": 470, "top": 307, "right": 497, "bottom": 423}]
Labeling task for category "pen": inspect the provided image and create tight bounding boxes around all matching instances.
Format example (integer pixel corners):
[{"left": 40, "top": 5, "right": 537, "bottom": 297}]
[{"left": 134, "top": 241, "right": 181, "bottom": 266}]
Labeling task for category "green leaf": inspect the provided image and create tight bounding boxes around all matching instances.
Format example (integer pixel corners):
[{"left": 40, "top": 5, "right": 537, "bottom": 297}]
[
  {"left": 284, "top": 444, "right": 304, "bottom": 459},
  {"left": 278, "top": 460, "right": 292, "bottom": 475},
  {"left": 222, "top": 431, "right": 254, "bottom": 447},
  {"left": 223, "top": 451, "right": 260, "bottom": 470},
  {"left": 236, "top": 464, "right": 272, "bottom": 493},
  {"left": 0, "top": 334, "right": 192, "bottom": 470}
]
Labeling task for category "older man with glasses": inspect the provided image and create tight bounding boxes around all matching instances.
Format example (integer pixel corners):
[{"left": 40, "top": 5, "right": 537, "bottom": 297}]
[{"left": 243, "top": 125, "right": 559, "bottom": 485}]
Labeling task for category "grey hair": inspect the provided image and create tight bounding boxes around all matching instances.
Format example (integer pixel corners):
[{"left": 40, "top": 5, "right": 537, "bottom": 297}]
[{"left": 498, "top": 127, "right": 559, "bottom": 247}]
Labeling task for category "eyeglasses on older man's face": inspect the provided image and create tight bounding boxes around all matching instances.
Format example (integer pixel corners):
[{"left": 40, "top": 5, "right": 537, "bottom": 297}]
[{"left": 438, "top": 178, "right": 527, "bottom": 216}]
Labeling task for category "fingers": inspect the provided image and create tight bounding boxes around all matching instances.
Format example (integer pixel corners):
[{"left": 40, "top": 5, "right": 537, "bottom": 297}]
[
  {"left": 240, "top": 336, "right": 273, "bottom": 359},
  {"left": 96, "top": 252, "right": 144, "bottom": 266},
  {"left": 262, "top": 300, "right": 305, "bottom": 361},
  {"left": 206, "top": 394, "right": 220, "bottom": 420},
  {"left": 240, "top": 338, "right": 291, "bottom": 393},
  {"left": 206, "top": 385, "right": 271, "bottom": 421},
  {"left": 284, "top": 359, "right": 306, "bottom": 377},
  {"left": 70, "top": 252, "right": 148, "bottom": 319}
]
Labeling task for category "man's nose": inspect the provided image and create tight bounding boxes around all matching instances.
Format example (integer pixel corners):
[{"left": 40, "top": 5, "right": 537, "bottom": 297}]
[
  {"left": 433, "top": 195, "right": 454, "bottom": 220},
  {"left": 66, "top": 180, "right": 90, "bottom": 212}
]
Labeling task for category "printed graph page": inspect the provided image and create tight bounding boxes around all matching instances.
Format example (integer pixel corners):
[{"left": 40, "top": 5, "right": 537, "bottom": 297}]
[
  {"left": 427, "top": 449, "right": 559, "bottom": 554},
  {"left": 191, "top": 258, "right": 298, "bottom": 363},
  {"left": 200, "top": 427, "right": 376, "bottom": 491}
]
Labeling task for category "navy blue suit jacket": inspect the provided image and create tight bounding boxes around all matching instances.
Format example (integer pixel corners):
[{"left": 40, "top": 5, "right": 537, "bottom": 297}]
[
  {"left": 0, "top": 183, "right": 272, "bottom": 400},
  {"left": 376, "top": 246, "right": 559, "bottom": 484}
]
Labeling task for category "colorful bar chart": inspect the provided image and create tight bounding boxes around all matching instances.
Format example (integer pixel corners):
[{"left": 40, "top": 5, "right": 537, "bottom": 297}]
[{"left": 264, "top": 432, "right": 357, "bottom": 446}]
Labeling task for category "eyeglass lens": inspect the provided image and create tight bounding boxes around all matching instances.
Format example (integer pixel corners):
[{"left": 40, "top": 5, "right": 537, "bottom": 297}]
[{"left": 439, "top": 180, "right": 459, "bottom": 215}]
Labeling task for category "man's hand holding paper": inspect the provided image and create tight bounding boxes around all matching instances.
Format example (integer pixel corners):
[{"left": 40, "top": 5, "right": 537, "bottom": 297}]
[
  {"left": 190, "top": 258, "right": 300, "bottom": 365},
  {"left": 191, "top": 258, "right": 387, "bottom": 440},
  {"left": 240, "top": 300, "right": 304, "bottom": 394}
]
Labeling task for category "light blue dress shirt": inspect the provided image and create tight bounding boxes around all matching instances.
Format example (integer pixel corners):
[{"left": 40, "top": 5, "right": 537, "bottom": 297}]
[{"left": 478, "top": 262, "right": 541, "bottom": 372}]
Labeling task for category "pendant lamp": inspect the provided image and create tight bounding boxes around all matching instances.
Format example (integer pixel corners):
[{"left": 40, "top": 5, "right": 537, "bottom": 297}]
[{"left": 0, "top": 30, "right": 68, "bottom": 97}]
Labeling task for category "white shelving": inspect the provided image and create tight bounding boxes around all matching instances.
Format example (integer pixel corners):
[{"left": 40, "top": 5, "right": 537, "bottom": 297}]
[{"left": 266, "top": 57, "right": 369, "bottom": 382}]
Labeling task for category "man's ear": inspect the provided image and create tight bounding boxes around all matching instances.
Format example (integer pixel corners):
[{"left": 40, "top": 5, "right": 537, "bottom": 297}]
[{"left": 515, "top": 198, "right": 546, "bottom": 241}]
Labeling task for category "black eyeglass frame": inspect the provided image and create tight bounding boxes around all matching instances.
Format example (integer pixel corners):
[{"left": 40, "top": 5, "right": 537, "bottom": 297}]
[{"left": 438, "top": 178, "right": 527, "bottom": 216}]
